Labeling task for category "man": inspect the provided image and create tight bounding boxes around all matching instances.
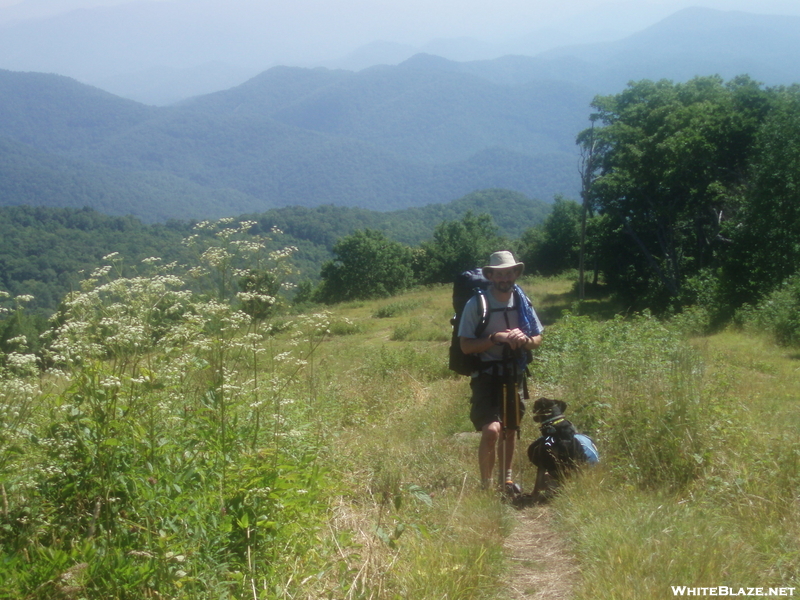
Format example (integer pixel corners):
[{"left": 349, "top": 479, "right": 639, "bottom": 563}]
[{"left": 458, "top": 251, "right": 543, "bottom": 493}]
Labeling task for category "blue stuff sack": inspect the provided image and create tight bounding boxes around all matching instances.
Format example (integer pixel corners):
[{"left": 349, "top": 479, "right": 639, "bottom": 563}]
[{"left": 575, "top": 434, "right": 600, "bottom": 464}]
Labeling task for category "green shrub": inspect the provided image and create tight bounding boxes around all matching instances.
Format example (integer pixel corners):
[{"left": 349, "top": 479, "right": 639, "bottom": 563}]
[
  {"left": 738, "top": 273, "right": 800, "bottom": 346},
  {"left": 329, "top": 318, "right": 364, "bottom": 335},
  {"left": 531, "top": 312, "right": 712, "bottom": 489},
  {"left": 373, "top": 299, "right": 426, "bottom": 319}
]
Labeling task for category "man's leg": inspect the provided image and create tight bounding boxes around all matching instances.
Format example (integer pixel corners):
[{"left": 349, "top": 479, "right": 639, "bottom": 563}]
[
  {"left": 478, "top": 421, "right": 501, "bottom": 487},
  {"left": 501, "top": 432, "right": 516, "bottom": 477}
]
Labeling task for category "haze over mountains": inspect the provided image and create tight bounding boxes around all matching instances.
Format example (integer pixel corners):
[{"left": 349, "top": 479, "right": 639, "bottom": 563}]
[
  {"left": 4, "top": 3, "right": 800, "bottom": 104},
  {"left": 3, "top": 5, "right": 800, "bottom": 223}
]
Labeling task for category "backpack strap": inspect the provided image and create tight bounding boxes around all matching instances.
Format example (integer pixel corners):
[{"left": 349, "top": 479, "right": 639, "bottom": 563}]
[{"left": 473, "top": 288, "right": 490, "bottom": 337}]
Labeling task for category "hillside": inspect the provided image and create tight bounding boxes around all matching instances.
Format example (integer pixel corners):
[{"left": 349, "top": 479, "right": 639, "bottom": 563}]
[
  {"left": 0, "top": 66, "right": 584, "bottom": 220},
  {"left": 5, "top": 9, "right": 800, "bottom": 223},
  {"left": 0, "top": 136, "right": 270, "bottom": 221},
  {"left": 0, "top": 189, "right": 550, "bottom": 312}
]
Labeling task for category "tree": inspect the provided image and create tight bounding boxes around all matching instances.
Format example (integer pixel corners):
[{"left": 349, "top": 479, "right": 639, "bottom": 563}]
[
  {"left": 721, "top": 85, "right": 800, "bottom": 308},
  {"left": 518, "top": 197, "right": 582, "bottom": 276},
  {"left": 577, "top": 118, "right": 604, "bottom": 298},
  {"left": 580, "top": 75, "right": 769, "bottom": 310},
  {"left": 417, "top": 212, "right": 502, "bottom": 284},
  {"left": 314, "top": 229, "right": 415, "bottom": 303}
]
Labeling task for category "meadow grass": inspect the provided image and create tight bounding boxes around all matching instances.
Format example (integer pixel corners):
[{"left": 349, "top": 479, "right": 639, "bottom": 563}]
[
  {"left": 3, "top": 266, "right": 799, "bottom": 599},
  {"left": 543, "top": 320, "right": 800, "bottom": 599}
]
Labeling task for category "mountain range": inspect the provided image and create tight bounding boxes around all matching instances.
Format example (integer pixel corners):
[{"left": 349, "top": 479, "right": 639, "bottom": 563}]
[
  {"left": 3, "top": 7, "right": 800, "bottom": 223},
  {"left": 0, "top": 62, "right": 591, "bottom": 222}
]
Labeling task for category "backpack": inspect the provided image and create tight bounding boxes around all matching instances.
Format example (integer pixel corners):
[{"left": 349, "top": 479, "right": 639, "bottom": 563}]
[
  {"left": 448, "top": 268, "right": 537, "bottom": 376},
  {"left": 448, "top": 269, "right": 491, "bottom": 375}
]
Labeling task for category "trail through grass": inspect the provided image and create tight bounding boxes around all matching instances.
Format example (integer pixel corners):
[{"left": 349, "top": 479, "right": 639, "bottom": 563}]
[{"left": 3, "top": 269, "right": 798, "bottom": 599}]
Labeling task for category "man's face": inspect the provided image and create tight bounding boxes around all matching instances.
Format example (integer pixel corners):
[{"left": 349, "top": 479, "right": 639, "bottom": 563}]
[{"left": 486, "top": 266, "right": 519, "bottom": 293}]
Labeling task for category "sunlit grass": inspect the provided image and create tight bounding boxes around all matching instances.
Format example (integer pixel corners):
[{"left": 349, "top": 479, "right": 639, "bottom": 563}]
[{"left": 3, "top": 269, "right": 799, "bottom": 599}]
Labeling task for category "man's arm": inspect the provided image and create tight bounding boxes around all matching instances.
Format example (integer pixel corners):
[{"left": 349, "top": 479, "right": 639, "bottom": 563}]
[{"left": 460, "top": 329, "right": 541, "bottom": 354}]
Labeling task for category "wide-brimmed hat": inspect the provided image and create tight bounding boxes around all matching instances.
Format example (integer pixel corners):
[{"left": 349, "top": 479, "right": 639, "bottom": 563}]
[{"left": 482, "top": 251, "right": 524, "bottom": 278}]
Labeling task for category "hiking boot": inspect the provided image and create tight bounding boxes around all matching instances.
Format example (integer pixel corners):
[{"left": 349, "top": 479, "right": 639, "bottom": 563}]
[{"left": 503, "top": 479, "right": 522, "bottom": 497}]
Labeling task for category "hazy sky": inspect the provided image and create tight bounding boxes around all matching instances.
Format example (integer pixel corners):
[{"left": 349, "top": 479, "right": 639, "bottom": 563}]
[
  {"left": 4, "top": 0, "right": 800, "bottom": 41},
  {"left": 4, "top": 0, "right": 800, "bottom": 103}
]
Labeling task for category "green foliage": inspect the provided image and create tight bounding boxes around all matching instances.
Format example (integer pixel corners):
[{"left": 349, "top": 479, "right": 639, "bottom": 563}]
[
  {"left": 737, "top": 272, "right": 800, "bottom": 346},
  {"left": 0, "top": 222, "right": 341, "bottom": 599},
  {"left": 416, "top": 211, "right": 502, "bottom": 283},
  {"left": 720, "top": 85, "right": 800, "bottom": 310},
  {"left": 0, "top": 191, "right": 550, "bottom": 317},
  {"left": 314, "top": 229, "right": 415, "bottom": 303},
  {"left": 532, "top": 312, "right": 713, "bottom": 489},
  {"left": 581, "top": 75, "right": 771, "bottom": 312},
  {"left": 518, "top": 195, "right": 582, "bottom": 275}
]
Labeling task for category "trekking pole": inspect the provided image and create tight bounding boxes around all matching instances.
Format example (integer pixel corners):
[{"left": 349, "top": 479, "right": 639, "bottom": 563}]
[
  {"left": 514, "top": 380, "right": 521, "bottom": 493},
  {"left": 499, "top": 382, "right": 507, "bottom": 493}
]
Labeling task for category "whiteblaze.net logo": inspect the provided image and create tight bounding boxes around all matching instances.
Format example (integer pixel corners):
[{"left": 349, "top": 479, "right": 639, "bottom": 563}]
[{"left": 672, "top": 587, "right": 796, "bottom": 597}]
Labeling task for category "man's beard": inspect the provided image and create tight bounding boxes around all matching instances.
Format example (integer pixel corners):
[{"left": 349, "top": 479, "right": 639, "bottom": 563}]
[{"left": 494, "top": 281, "right": 514, "bottom": 293}]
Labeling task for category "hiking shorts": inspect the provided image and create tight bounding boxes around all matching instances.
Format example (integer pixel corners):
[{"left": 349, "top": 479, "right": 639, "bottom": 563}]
[{"left": 469, "top": 373, "right": 526, "bottom": 432}]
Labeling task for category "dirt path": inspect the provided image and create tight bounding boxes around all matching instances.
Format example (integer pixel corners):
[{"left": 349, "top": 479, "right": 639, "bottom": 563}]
[{"left": 501, "top": 505, "right": 580, "bottom": 600}]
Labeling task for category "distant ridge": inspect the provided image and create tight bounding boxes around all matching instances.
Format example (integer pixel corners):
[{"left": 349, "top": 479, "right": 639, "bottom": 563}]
[
  {"left": 4, "top": 7, "right": 800, "bottom": 221},
  {"left": 0, "top": 66, "right": 586, "bottom": 221}
]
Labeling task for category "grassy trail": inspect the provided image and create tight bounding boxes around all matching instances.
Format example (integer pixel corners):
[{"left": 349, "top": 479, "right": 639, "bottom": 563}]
[
  {"left": 6, "top": 242, "right": 798, "bottom": 599},
  {"left": 314, "top": 277, "right": 799, "bottom": 599}
]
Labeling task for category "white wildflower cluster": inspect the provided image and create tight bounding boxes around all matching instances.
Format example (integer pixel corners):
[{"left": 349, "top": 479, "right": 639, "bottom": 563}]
[
  {"left": 44, "top": 267, "right": 194, "bottom": 368},
  {"left": 90, "top": 264, "right": 113, "bottom": 279},
  {"left": 0, "top": 291, "right": 35, "bottom": 319},
  {"left": 4, "top": 352, "right": 38, "bottom": 377},
  {"left": 100, "top": 376, "right": 122, "bottom": 389},
  {"left": 240, "top": 332, "right": 267, "bottom": 348},
  {"left": 269, "top": 246, "right": 298, "bottom": 261},
  {"left": 220, "top": 367, "right": 242, "bottom": 395},
  {"left": 200, "top": 246, "right": 231, "bottom": 268},
  {"left": 5, "top": 335, "right": 28, "bottom": 351},
  {"left": 293, "top": 312, "right": 333, "bottom": 338},
  {"left": 215, "top": 227, "right": 240, "bottom": 241},
  {"left": 236, "top": 292, "right": 276, "bottom": 305},
  {"left": 230, "top": 239, "right": 265, "bottom": 255}
]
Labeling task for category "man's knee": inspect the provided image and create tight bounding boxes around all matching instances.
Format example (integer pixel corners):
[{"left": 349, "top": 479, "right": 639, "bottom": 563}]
[{"left": 481, "top": 421, "right": 502, "bottom": 442}]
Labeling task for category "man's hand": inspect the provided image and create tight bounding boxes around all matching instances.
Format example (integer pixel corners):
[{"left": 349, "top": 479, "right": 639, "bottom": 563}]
[{"left": 494, "top": 328, "right": 529, "bottom": 349}]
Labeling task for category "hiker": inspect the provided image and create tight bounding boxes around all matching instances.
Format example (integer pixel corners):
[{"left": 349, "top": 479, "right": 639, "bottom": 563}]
[{"left": 458, "top": 251, "right": 543, "bottom": 493}]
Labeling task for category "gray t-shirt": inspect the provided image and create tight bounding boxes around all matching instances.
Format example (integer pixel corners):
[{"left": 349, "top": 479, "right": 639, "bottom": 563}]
[{"left": 458, "top": 290, "right": 520, "bottom": 364}]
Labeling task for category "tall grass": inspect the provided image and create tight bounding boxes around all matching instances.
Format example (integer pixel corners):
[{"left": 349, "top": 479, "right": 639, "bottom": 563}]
[
  {"left": 532, "top": 310, "right": 800, "bottom": 598},
  {"left": 3, "top": 266, "right": 798, "bottom": 599},
  {"left": 0, "top": 222, "right": 341, "bottom": 599}
]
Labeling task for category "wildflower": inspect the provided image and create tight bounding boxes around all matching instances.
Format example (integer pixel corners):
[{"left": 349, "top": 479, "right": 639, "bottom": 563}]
[
  {"left": 90, "top": 265, "right": 113, "bottom": 279},
  {"left": 101, "top": 376, "right": 122, "bottom": 389}
]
